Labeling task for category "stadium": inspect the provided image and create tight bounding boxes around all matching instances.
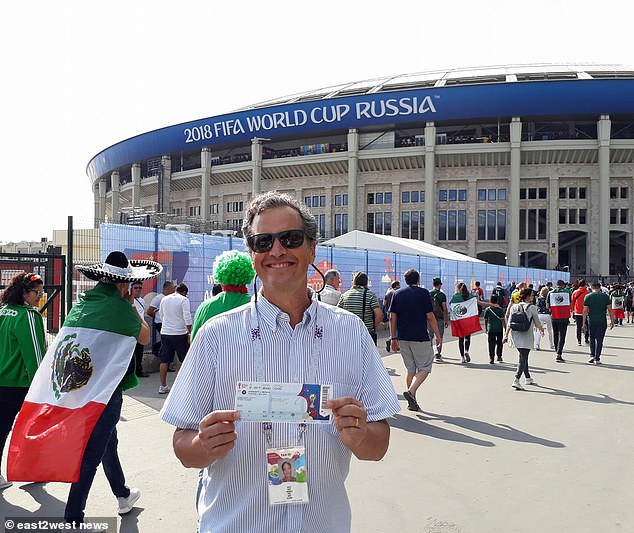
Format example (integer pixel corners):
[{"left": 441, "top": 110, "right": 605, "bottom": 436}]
[{"left": 87, "top": 63, "right": 634, "bottom": 277}]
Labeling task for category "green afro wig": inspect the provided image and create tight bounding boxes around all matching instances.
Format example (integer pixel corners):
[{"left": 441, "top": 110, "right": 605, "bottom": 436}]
[{"left": 212, "top": 250, "right": 255, "bottom": 286}]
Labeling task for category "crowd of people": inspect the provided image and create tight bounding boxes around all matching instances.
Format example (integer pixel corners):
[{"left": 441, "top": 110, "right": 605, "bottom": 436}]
[{"left": 0, "top": 188, "right": 630, "bottom": 531}]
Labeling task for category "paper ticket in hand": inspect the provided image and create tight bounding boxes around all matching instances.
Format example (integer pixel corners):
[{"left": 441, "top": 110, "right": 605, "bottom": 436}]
[{"left": 235, "top": 382, "right": 332, "bottom": 424}]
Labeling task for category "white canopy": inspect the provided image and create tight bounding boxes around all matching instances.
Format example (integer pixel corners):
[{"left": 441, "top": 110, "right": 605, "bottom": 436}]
[{"left": 321, "top": 230, "right": 485, "bottom": 263}]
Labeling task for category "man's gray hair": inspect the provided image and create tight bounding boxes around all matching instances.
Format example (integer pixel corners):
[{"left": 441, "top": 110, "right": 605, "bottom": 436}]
[
  {"left": 324, "top": 269, "right": 340, "bottom": 283},
  {"left": 242, "top": 191, "right": 318, "bottom": 241}
]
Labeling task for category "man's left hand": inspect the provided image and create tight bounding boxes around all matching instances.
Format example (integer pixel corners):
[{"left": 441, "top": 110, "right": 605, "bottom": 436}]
[{"left": 327, "top": 396, "right": 368, "bottom": 449}]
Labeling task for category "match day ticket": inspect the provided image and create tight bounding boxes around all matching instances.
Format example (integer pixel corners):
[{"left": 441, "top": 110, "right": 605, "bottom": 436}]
[{"left": 235, "top": 382, "right": 332, "bottom": 424}]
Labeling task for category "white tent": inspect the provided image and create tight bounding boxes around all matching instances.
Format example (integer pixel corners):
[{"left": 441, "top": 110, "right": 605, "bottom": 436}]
[{"left": 321, "top": 230, "right": 485, "bottom": 263}]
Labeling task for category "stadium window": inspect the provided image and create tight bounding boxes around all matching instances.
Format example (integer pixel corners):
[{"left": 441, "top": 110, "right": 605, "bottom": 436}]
[
  {"left": 421, "top": 191, "right": 425, "bottom": 202},
  {"left": 538, "top": 209, "right": 547, "bottom": 240},
  {"left": 527, "top": 209, "right": 537, "bottom": 239},
  {"left": 610, "top": 209, "right": 618, "bottom": 224},
  {"left": 579, "top": 209, "right": 587, "bottom": 224},
  {"left": 320, "top": 195, "right": 326, "bottom": 207},
  {"left": 498, "top": 188, "right": 507, "bottom": 201},
  {"left": 610, "top": 187, "right": 618, "bottom": 199},
  {"left": 539, "top": 188, "right": 547, "bottom": 199},
  {"left": 439, "top": 190, "right": 448, "bottom": 202},
  {"left": 559, "top": 187, "right": 566, "bottom": 199},
  {"left": 448, "top": 190, "right": 458, "bottom": 202},
  {"left": 343, "top": 194, "right": 348, "bottom": 206},
  {"left": 385, "top": 192, "right": 392, "bottom": 203},
  {"left": 528, "top": 188, "right": 537, "bottom": 200},
  {"left": 376, "top": 212, "right": 383, "bottom": 234},
  {"left": 621, "top": 187, "right": 628, "bottom": 199},
  {"left": 312, "top": 196, "right": 319, "bottom": 208},
  {"left": 568, "top": 188, "right": 576, "bottom": 200},
  {"left": 410, "top": 211, "right": 419, "bottom": 239},
  {"left": 477, "top": 210, "right": 486, "bottom": 240},
  {"left": 334, "top": 214, "right": 348, "bottom": 236},
  {"left": 487, "top": 189, "right": 496, "bottom": 201},
  {"left": 559, "top": 209, "right": 567, "bottom": 224},
  {"left": 367, "top": 213, "right": 374, "bottom": 233},
  {"left": 314, "top": 214, "right": 325, "bottom": 237},
  {"left": 497, "top": 210, "right": 506, "bottom": 240},
  {"left": 621, "top": 209, "right": 629, "bottom": 224},
  {"left": 458, "top": 189, "right": 467, "bottom": 201},
  {"left": 579, "top": 187, "right": 587, "bottom": 199},
  {"left": 376, "top": 192, "right": 383, "bottom": 204},
  {"left": 487, "top": 210, "right": 496, "bottom": 240},
  {"left": 458, "top": 210, "right": 466, "bottom": 239},
  {"left": 367, "top": 193, "right": 374, "bottom": 205},
  {"left": 438, "top": 210, "right": 447, "bottom": 240},
  {"left": 335, "top": 195, "right": 341, "bottom": 206},
  {"left": 210, "top": 203, "right": 218, "bottom": 214},
  {"left": 478, "top": 189, "right": 487, "bottom": 201},
  {"left": 447, "top": 210, "right": 457, "bottom": 240},
  {"left": 385, "top": 212, "right": 392, "bottom": 235},
  {"left": 411, "top": 191, "right": 419, "bottom": 203},
  {"left": 402, "top": 191, "right": 410, "bottom": 203},
  {"left": 520, "top": 188, "right": 527, "bottom": 200},
  {"left": 568, "top": 209, "right": 577, "bottom": 224},
  {"left": 304, "top": 197, "right": 311, "bottom": 207},
  {"left": 401, "top": 212, "right": 410, "bottom": 238}
]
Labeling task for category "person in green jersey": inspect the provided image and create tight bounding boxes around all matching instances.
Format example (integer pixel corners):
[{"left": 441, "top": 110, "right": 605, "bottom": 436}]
[
  {"left": 428, "top": 277, "right": 449, "bottom": 361},
  {"left": 191, "top": 250, "right": 255, "bottom": 341},
  {"left": 582, "top": 282, "right": 614, "bottom": 364},
  {"left": 483, "top": 294, "right": 506, "bottom": 363}
]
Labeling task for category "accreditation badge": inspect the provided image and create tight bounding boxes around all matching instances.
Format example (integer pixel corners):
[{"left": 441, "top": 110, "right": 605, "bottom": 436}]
[{"left": 266, "top": 446, "right": 308, "bottom": 505}]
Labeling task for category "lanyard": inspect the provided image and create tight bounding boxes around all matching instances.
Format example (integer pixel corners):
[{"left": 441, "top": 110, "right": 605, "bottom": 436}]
[{"left": 250, "top": 295, "right": 323, "bottom": 445}]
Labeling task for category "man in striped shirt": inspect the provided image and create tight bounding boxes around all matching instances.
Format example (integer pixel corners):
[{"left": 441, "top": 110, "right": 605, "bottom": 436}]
[{"left": 161, "top": 191, "right": 400, "bottom": 533}]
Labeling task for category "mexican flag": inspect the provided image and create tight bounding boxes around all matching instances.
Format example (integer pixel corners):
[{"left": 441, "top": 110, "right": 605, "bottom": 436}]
[
  {"left": 612, "top": 295, "right": 625, "bottom": 319},
  {"left": 450, "top": 297, "right": 481, "bottom": 337},
  {"left": 8, "top": 284, "right": 139, "bottom": 483},
  {"left": 550, "top": 291, "right": 571, "bottom": 319}
]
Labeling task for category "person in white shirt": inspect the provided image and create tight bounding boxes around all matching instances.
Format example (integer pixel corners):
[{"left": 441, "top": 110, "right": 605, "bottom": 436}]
[
  {"left": 317, "top": 269, "right": 342, "bottom": 306},
  {"left": 158, "top": 283, "right": 192, "bottom": 394},
  {"left": 147, "top": 281, "right": 175, "bottom": 355},
  {"left": 130, "top": 281, "right": 150, "bottom": 377}
]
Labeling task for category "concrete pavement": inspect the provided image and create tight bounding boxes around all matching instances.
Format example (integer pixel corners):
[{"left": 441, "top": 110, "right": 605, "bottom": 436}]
[{"left": 2, "top": 321, "right": 633, "bottom": 532}]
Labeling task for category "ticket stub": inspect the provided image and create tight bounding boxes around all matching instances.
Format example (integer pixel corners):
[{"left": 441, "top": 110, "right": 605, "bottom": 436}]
[{"left": 235, "top": 382, "right": 332, "bottom": 423}]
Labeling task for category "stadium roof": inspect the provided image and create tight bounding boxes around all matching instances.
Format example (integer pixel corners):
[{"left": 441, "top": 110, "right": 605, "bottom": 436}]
[
  {"left": 237, "top": 63, "right": 634, "bottom": 111},
  {"left": 322, "top": 230, "right": 485, "bottom": 263}
]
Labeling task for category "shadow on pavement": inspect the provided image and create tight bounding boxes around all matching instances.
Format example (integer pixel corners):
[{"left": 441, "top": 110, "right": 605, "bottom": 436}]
[
  {"left": 529, "top": 385, "right": 634, "bottom": 405},
  {"left": 120, "top": 507, "right": 141, "bottom": 533},
  {"left": 390, "top": 413, "right": 494, "bottom": 447},
  {"left": 419, "top": 411, "right": 565, "bottom": 448},
  {"left": 1, "top": 482, "right": 66, "bottom": 517}
]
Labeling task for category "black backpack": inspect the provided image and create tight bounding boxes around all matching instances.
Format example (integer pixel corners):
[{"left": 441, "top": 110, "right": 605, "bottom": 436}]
[
  {"left": 509, "top": 304, "right": 533, "bottom": 332},
  {"left": 432, "top": 291, "right": 444, "bottom": 318}
]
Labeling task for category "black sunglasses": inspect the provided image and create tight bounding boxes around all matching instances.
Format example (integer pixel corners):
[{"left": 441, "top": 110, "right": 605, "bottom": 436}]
[{"left": 247, "top": 229, "right": 307, "bottom": 253}]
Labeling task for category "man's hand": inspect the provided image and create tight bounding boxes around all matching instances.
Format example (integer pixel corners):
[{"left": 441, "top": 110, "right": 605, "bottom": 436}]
[
  {"left": 390, "top": 338, "right": 399, "bottom": 352},
  {"left": 174, "top": 410, "right": 240, "bottom": 468},
  {"left": 327, "top": 397, "right": 368, "bottom": 451}
]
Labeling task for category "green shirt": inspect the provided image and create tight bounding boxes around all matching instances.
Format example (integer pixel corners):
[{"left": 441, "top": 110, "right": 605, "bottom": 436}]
[
  {"left": 429, "top": 288, "right": 447, "bottom": 318},
  {"left": 338, "top": 285, "right": 380, "bottom": 332},
  {"left": 191, "top": 291, "right": 252, "bottom": 340},
  {"left": 483, "top": 306, "right": 505, "bottom": 333},
  {"left": 0, "top": 303, "right": 46, "bottom": 387},
  {"left": 583, "top": 291, "right": 611, "bottom": 327}
]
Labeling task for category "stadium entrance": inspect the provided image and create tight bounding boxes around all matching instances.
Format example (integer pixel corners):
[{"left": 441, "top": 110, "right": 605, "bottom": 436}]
[{"left": 558, "top": 230, "right": 588, "bottom": 277}]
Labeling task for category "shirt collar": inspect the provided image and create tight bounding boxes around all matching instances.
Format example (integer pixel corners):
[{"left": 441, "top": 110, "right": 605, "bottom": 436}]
[{"left": 256, "top": 292, "right": 317, "bottom": 332}]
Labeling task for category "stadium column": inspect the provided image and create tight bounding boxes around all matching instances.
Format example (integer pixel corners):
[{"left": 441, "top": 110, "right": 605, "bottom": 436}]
[
  {"left": 111, "top": 171, "right": 120, "bottom": 224},
  {"left": 548, "top": 176, "right": 559, "bottom": 270},
  {"left": 251, "top": 138, "right": 263, "bottom": 196},
  {"left": 98, "top": 179, "right": 107, "bottom": 223},
  {"left": 93, "top": 184, "right": 100, "bottom": 228},
  {"left": 201, "top": 147, "right": 211, "bottom": 222},
  {"left": 597, "top": 115, "right": 611, "bottom": 276},
  {"left": 132, "top": 163, "right": 141, "bottom": 209},
  {"left": 161, "top": 155, "right": 172, "bottom": 214},
  {"left": 347, "top": 129, "right": 359, "bottom": 230},
  {"left": 508, "top": 117, "right": 522, "bottom": 267},
  {"left": 423, "top": 122, "right": 436, "bottom": 243}
]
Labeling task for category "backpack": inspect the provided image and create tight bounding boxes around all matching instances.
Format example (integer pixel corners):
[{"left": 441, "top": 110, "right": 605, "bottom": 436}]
[
  {"left": 509, "top": 303, "right": 533, "bottom": 332},
  {"left": 432, "top": 291, "right": 444, "bottom": 319}
]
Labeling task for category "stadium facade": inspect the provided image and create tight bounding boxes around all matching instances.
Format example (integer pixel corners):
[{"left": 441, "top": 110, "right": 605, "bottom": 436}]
[{"left": 87, "top": 64, "right": 634, "bottom": 277}]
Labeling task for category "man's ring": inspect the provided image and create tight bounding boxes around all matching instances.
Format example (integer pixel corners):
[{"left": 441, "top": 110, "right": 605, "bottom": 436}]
[{"left": 355, "top": 418, "right": 359, "bottom": 427}]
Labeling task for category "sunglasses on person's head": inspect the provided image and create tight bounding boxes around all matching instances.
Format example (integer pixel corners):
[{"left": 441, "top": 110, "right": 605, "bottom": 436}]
[
  {"left": 247, "top": 229, "right": 306, "bottom": 253},
  {"left": 23, "top": 273, "right": 42, "bottom": 284}
]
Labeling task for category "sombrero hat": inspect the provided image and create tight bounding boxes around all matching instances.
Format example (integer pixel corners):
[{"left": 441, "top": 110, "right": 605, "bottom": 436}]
[{"left": 76, "top": 251, "right": 163, "bottom": 283}]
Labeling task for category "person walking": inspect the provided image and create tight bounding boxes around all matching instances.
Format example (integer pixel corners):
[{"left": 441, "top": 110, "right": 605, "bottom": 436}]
[
  {"left": 0, "top": 272, "right": 46, "bottom": 490},
  {"left": 130, "top": 281, "right": 150, "bottom": 377},
  {"left": 571, "top": 280, "right": 590, "bottom": 345},
  {"left": 382, "top": 280, "right": 400, "bottom": 351},
  {"left": 389, "top": 269, "right": 442, "bottom": 411},
  {"left": 583, "top": 282, "right": 614, "bottom": 364},
  {"left": 504, "top": 288, "right": 544, "bottom": 390},
  {"left": 483, "top": 294, "right": 506, "bottom": 363},
  {"left": 534, "top": 286, "right": 555, "bottom": 351},
  {"left": 609, "top": 284, "right": 625, "bottom": 326},
  {"left": 450, "top": 282, "right": 494, "bottom": 363},
  {"left": 147, "top": 281, "right": 175, "bottom": 356},
  {"left": 317, "top": 269, "right": 342, "bottom": 306},
  {"left": 338, "top": 272, "right": 383, "bottom": 345},
  {"left": 547, "top": 279, "right": 571, "bottom": 363},
  {"left": 428, "top": 277, "right": 449, "bottom": 361},
  {"left": 625, "top": 282, "right": 634, "bottom": 324}
]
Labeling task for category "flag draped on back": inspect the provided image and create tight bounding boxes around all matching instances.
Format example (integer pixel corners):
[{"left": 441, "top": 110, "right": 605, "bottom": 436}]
[
  {"left": 8, "top": 283, "right": 140, "bottom": 483},
  {"left": 550, "top": 291, "right": 571, "bottom": 320},
  {"left": 450, "top": 297, "right": 481, "bottom": 337}
]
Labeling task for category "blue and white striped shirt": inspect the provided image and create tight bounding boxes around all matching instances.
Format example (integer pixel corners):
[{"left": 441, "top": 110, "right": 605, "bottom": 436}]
[{"left": 160, "top": 295, "right": 400, "bottom": 533}]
